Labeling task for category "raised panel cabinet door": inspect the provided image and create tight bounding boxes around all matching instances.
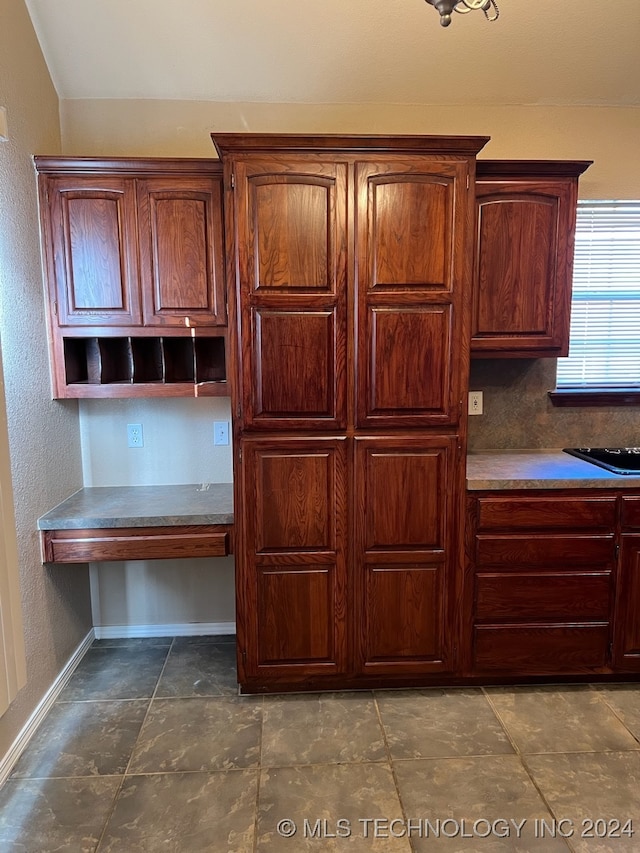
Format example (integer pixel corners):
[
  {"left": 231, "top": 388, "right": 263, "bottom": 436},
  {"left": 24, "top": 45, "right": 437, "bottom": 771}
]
[
  {"left": 232, "top": 158, "right": 348, "bottom": 430},
  {"left": 237, "top": 437, "right": 347, "bottom": 682},
  {"left": 44, "top": 176, "right": 141, "bottom": 326},
  {"left": 354, "top": 160, "right": 472, "bottom": 427},
  {"left": 354, "top": 435, "right": 460, "bottom": 675},
  {"left": 614, "top": 536, "right": 640, "bottom": 671},
  {"left": 472, "top": 180, "right": 577, "bottom": 356},
  {"left": 137, "top": 176, "right": 226, "bottom": 326}
]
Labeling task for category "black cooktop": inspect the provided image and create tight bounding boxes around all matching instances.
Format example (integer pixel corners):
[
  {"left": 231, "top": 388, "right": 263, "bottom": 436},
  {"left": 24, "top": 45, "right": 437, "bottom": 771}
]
[{"left": 563, "top": 447, "right": 640, "bottom": 476}]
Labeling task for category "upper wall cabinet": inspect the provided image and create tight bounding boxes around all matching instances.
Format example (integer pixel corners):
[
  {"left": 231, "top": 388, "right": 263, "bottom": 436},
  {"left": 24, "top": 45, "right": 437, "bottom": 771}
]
[
  {"left": 35, "top": 158, "right": 228, "bottom": 399},
  {"left": 471, "top": 161, "right": 591, "bottom": 358}
]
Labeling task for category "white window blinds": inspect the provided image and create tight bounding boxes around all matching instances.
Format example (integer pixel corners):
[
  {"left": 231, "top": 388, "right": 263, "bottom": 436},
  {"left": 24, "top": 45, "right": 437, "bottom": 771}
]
[{"left": 556, "top": 201, "right": 640, "bottom": 388}]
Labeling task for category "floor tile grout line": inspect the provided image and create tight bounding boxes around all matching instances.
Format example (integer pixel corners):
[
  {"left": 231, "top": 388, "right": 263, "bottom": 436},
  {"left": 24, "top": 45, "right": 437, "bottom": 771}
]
[
  {"left": 94, "top": 637, "right": 175, "bottom": 852},
  {"left": 252, "top": 695, "right": 265, "bottom": 853},
  {"left": 517, "top": 753, "right": 577, "bottom": 853},
  {"left": 477, "top": 688, "right": 580, "bottom": 849},
  {"left": 480, "top": 687, "right": 523, "bottom": 757},
  {"left": 590, "top": 690, "right": 640, "bottom": 749},
  {"left": 372, "top": 693, "right": 414, "bottom": 853}
]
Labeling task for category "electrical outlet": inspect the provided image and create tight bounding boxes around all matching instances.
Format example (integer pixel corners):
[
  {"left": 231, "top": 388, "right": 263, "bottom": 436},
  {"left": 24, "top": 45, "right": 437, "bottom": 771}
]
[
  {"left": 213, "top": 421, "right": 230, "bottom": 446},
  {"left": 468, "top": 391, "right": 484, "bottom": 416},
  {"left": 127, "top": 423, "right": 144, "bottom": 448}
]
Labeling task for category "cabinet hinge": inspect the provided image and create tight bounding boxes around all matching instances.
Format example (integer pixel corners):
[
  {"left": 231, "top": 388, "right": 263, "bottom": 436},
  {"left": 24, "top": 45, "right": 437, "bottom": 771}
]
[
  {"left": 238, "top": 446, "right": 242, "bottom": 463},
  {"left": 230, "top": 172, "right": 235, "bottom": 190},
  {"left": 466, "top": 174, "right": 470, "bottom": 190},
  {"left": 53, "top": 301, "right": 58, "bottom": 317}
]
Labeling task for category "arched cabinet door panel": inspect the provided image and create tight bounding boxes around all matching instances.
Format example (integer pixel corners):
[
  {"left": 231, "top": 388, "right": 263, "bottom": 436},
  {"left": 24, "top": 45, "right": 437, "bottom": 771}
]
[
  {"left": 231, "top": 159, "right": 348, "bottom": 430},
  {"left": 45, "top": 176, "right": 141, "bottom": 327},
  {"left": 354, "top": 160, "right": 470, "bottom": 428}
]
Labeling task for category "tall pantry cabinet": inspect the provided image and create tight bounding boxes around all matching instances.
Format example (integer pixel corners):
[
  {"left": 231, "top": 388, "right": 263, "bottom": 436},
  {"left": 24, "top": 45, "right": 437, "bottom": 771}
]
[{"left": 212, "top": 135, "right": 489, "bottom": 691}]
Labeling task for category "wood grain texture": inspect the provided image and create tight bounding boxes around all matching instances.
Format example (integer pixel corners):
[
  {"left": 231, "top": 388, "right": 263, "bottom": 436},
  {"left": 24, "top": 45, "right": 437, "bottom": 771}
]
[
  {"left": 475, "top": 572, "right": 612, "bottom": 622},
  {"left": 252, "top": 309, "right": 337, "bottom": 420},
  {"left": 36, "top": 159, "right": 228, "bottom": 399},
  {"left": 41, "top": 525, "right": 232, "bottom": 563},
  {"left": 471, "top": 176, "right": 579, "bottom": 357},
  {"left": 473, "top": 625, "right": 610, "bottom": 674},
  {"left": 475, "top": 534, "right": 615, "bottom": 571},
  {"left": 355, "top": 158, "right": 471, "bottom": 429},
  {"left": 477, "top": 495, "right": 617, "bottom": 531},
  {"left": 46, "top": 176, "right": 141, "bottom": 326},
  {"left": 137, "top": 175, "right": 226, "bottom": 326},
  {"left": 354, "top": 436, "right": 459, "bottom": 675},
  {"left": 232, "top": 158, "right": 348, "bottom": 430},
  {"left": 622, "top": 497, "right": 640, "bottom": 530},
  {"left": 364, "top": 306, "right": 451, "bottom": 421},
  {"left": 613, "top": 536, "right": 640, "bottom": 670},
  {"left": 240, "top": 437, "right": 347, "bottom": 678}
]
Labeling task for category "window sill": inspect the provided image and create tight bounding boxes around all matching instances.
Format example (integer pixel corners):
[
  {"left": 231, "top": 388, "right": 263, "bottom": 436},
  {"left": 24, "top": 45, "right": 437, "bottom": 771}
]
[{"left": 548, "top": 388, "right": 640, "bottom": 407}]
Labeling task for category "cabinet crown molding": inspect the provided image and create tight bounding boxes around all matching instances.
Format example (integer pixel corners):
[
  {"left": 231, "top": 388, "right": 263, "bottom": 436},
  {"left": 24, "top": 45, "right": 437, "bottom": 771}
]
[{"left": 211, "top": 133, "right": 490, "bottom": 158}]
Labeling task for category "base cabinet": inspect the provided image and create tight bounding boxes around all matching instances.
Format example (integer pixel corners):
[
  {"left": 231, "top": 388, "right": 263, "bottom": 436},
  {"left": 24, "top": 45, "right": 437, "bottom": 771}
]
[
  {"left": 354, "top": 436, "right": 459, "bottom": 677},
  {"left": 238, "top": 437, "right": 348, "bottom": 683},
  {"left": 237, "top": 435, "right": 462, "bottom": 689},
  {"left": 465, "top": 492, "right": 617, "bottom": 676}
]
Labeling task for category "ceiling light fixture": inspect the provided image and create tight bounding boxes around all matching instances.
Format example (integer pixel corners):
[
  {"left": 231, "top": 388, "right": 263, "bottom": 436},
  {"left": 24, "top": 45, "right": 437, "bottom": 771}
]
[{"left": 425, "top": 0, "right": 499, "bottom": 27}]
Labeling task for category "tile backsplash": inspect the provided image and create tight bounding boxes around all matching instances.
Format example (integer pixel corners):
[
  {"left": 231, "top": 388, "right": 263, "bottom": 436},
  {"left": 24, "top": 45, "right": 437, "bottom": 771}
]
[{"left": 468, "top": 359, "right": 640, "bottom": 450}]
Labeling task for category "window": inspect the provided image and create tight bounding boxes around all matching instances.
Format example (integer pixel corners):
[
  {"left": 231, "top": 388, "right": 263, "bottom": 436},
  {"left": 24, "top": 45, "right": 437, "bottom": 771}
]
[{"left": 554, "top": 201, "right": 640, "bottom": 404}]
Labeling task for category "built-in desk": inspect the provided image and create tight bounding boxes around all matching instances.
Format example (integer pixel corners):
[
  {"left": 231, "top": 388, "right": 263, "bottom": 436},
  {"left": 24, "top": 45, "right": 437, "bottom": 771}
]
[{"left": 37, "top": 484, "right": 234, "bottom": 564}]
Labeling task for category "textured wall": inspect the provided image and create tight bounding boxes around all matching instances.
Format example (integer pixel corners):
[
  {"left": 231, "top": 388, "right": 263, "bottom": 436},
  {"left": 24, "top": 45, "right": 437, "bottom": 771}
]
[{"left": 0, "top": 0, "right": 90, "bottom": 758}]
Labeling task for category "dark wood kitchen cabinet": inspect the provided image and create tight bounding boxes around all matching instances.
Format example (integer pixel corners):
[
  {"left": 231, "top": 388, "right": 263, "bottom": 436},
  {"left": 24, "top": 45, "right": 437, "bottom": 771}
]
[
  {"left": 471, "top": 161, "right": 591, "bottom": 358},
  {"left": 465, "top": 492, "right": 617, "bottom": 675},
  {"left": 35, "top": 157, "right": 227, "bottom": 398},
  {"left": 614, "top": 497, "right": 640, "bottom": 671},
  {"left": 213, "top": 133, "right": 488, "bottom": 691}
]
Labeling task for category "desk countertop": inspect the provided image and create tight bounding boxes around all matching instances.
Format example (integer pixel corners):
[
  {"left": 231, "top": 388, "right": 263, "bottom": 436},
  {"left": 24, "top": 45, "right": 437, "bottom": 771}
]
[{"left": 37, "top": 483, "right": 234, "bottom": 530}]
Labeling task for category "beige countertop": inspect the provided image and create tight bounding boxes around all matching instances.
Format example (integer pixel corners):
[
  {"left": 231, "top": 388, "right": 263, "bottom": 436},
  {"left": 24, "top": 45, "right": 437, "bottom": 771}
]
[
  {"left": 467, "top": 449, "right": 640, "bottom": 490},
  {"left": 37, "top": 483, "right": 234, "bottom": 530}
]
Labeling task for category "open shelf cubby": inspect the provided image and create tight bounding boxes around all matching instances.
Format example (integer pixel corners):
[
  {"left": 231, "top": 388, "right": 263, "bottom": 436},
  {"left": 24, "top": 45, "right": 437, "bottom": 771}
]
[{"left": 62, "top": 335, "right": 227, "bottom": 397}]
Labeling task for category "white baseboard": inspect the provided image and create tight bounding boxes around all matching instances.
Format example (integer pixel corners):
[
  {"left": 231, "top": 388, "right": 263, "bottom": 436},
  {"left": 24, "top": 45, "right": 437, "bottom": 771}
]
[
  {"left": 0, "top": 628, "right": 96, "bottom": 786},
  {"left": 94, "top": 621, "right": 236, "bottom": 639}
]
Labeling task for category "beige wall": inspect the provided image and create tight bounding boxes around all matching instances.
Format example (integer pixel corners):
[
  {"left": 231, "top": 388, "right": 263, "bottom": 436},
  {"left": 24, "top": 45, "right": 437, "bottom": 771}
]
[
  {"left": 60, "top": 100, "right": 640, "bottom": 199},
  {"left": 0, "top": 0, "right": 90, "bottom": 758}
]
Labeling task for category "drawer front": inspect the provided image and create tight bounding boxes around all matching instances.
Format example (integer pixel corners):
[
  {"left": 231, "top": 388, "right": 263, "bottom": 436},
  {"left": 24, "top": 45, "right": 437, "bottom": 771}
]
[
  {"left": 475, "top": 535, "right": 615, "bottom": 572},
  {"left": 622, "top": 496, "right": 640, "bottom": 530},
  {"left": 473, "top": 625, "right": 610, "bottom": 674},
  {"left": 476, "top": 496, "right": 617, "bottom": 532},
  {"left": 476, "top": 572, "right": 612, "bottom": 622},
  {"left": 43, "top": 526, "right": 230, "bottom": 563}
]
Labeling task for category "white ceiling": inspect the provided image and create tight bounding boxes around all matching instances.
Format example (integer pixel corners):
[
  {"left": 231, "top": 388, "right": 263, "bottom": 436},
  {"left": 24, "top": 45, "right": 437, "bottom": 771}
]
[{"left": 23, "top": 0, "right": 640, "bottom": 107}]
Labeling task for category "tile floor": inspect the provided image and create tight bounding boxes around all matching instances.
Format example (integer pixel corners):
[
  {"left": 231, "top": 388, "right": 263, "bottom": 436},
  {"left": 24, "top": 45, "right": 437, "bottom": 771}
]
[{"left": 1, "top": 637, "right": 640, "bottom": 851}]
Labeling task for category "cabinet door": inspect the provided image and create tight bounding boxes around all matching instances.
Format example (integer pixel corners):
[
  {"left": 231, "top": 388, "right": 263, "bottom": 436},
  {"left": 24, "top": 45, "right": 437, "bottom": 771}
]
[
  {"left": 354, "top": 435, "right": 460, "bottom": 675},
  {"left": 137, "top": 176, "right": 226, "bottom": 326},
  {"left": 355, "top": 159, "right": 472, "bottom": 428},
  {"left": 44, "top": 176, "right": 141, "bottom": 326},
  {"left": 238, "top": 437, "right": 347, "bottom": 683},
  {"left": 613, "top": 535, "right": 640, "bottom": 671},
  {"left": 472, "top": 180, "right": 577, "bottom": 356},
  {"left": 231, "top": 158, "right": 348, "bottom": 430}
]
